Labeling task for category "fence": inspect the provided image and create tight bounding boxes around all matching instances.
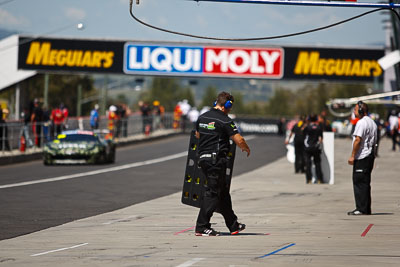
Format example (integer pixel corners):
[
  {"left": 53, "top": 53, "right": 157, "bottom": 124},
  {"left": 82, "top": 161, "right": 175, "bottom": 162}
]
[{"left": 0, "top": 113, "right": 182, "bottom": 153}]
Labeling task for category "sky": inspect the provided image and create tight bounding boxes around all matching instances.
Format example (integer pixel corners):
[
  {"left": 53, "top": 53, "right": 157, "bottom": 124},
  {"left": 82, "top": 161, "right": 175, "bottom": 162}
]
[{"left": 0, "top": 0, "right": 390, "bottom": 48}]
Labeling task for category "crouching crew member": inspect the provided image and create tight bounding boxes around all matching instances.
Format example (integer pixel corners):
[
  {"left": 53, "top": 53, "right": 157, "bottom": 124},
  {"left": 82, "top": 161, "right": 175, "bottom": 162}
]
[
  {"left": 347, "top": 101, "right": 377, "bottom": 215},
  {"left": 194, "top": 91, "right": 251, "bottom": 236}
]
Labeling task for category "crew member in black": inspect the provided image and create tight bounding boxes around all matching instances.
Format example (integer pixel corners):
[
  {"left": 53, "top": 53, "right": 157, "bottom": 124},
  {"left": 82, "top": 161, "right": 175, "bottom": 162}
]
[
  {"left": 303, "top": 114, "right": 323, "bottom": 184},
  {"left": 285, "top": 116, "right": 306, "bottom": 173},
  {"left": 195, "top": 91, "right": 251, "bottom": 236}
]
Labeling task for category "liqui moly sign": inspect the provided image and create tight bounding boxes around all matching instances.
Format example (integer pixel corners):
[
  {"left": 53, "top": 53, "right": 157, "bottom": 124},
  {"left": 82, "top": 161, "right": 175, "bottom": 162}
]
[{"left": 124, "top": 44, "right": 284, "bottom": 78}]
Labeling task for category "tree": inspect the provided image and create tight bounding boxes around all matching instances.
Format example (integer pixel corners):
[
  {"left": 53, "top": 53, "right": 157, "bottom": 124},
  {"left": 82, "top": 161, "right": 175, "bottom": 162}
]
[
  {"left": 330, "top": 83, "right": 369, "bottom": 99},
  {"left": 231, "top": 91, "right": 246, "bottom": 114},
  {"left": 23, "top": 74, "right": 96, "bottom": 116},
  {"left": 200, "top": 86, "right": 218, "bottom": 109},
  {"left": 144, "top": 77, "right": 194, "bottom": 111},
  {"left": 265, "top": 87, "right": 293, "bottom": 116},
  {"left": 178, "top": 87, "right": 195, "bottom": 107}
]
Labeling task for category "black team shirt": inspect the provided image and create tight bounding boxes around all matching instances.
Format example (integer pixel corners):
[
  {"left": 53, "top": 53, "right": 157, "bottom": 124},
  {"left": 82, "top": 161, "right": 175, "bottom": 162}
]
[
  {"left": 303, "top": 122, "right": 323, "bottom": 149},
  {"left": 196, "top": 108, "right": 238, "bottom": 157}
]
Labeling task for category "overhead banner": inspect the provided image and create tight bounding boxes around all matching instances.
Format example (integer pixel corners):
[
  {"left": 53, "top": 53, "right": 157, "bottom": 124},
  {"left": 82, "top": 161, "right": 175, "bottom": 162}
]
[
  {"left": 17, "top": 36, "right": 384, "bottom": 82},
  {"left": 123, "top": 44, "right": 284, "bottom": 78},
  {"left": 284, "top": 47, "right": 384, "bottom": 82},
  {"left": 18, "top": 37, "right": 124, "bottom": 73}
]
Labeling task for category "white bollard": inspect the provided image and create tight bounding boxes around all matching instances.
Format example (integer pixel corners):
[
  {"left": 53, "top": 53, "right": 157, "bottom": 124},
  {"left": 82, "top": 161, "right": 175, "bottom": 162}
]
[{"left": 321, "top": 132, "right": 335, "bottom": 184}]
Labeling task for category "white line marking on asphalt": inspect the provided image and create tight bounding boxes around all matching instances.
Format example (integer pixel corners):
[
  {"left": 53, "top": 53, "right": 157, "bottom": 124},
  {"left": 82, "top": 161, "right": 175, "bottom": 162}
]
[
  {"left": 0, "top": 151, "right": 188, "bottom": 189},
  {"left": 30, "top": 243, "right": 88, "bottom": 257},
  {"left": 1, "top": 135, "right": 259, "bottom": 190},
  {"left": 176, "top": 258, "right": 205, "bottom": 267}
]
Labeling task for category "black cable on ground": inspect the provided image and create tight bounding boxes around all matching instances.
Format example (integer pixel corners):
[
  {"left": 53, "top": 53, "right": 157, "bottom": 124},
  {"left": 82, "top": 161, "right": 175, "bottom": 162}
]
[{"left": 129, "top": 0, "right": 400, "bottom": 41}]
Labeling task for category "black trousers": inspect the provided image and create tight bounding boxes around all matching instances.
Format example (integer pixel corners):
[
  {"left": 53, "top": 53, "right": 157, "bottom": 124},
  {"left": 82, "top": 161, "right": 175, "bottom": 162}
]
[
  {"left": 196, "top": 158, "right": 239, "bottom": 232},
  {"left": 392, "top": 130, "right": 399, "bottom": 151},
  {"left": 352, "top": 154, "right": 375, "bottom": 214},
  {"left": 305, "top": 149, "right": 323, "bottom": 183},
  {"left": 0, "top": 124, "right": 10, "bottom": 151},
  {"left": 294, "top": 142, "right": 305, "bottom": 173}
]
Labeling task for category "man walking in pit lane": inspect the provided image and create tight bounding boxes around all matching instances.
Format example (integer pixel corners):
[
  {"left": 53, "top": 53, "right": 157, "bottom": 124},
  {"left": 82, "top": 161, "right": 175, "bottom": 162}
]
[
  {"left": 347, "top": 101, "right": 377, "bottom": 216},
  {"left": 194, "top": 91, "right": 251, "bottom": 236},
  {"left": 303, "top": 114, "right": 324, "bottom": 184},
  {"left": 285, "top": 115, "right": 306, "bottom": 174}
]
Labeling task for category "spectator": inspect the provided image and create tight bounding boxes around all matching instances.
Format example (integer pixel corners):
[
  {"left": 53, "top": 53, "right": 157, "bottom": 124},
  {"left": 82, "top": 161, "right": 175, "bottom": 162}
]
[
  {"left": 60, "top": 103, "right": 69, "bottom": 130},
  {"left": 277, "top": 117, "right": 286, "bottom": 136},
  {"left": 388, "top": 110, "right": 399, "bottom": 151},
  {"left": 121, "top": 104, "right": 131, "bottom": 137},
  {"left": 90, "top": 104, "right": 100, "bottom": 130},
  {"left": 51, "top": 104, "right": 65, "bottom": 136},
  {"left": 188, "top": 107, "right": 200, "bottom": 129},
  {"left": 42, "top": 105, "right": 51, "bottom": 142},
  {"left": 152, "top": 100, "right": 163, "bottom": 130},
  {"left": 31, "top": 99, "right": 43, "bottom": 147},
  {"left": 117, "top": 104, "right": 127, "bottom": 137},
  {"left": 0, "top": 108, "right": 11, "bottom": 151},
  {"left": 21, "top": 107, "right": 33, "bottom": 148},
  {"left": 139, "top": 101, "right": 152, "bottom": 135},
  {"left": 179, "top": 99, "right": 191, "bottom": 132},
  {"left": 108, "top": 105, "right": 118, "bottom": 138},
  {"left": 318, "top": 110, "right": 332, "bottom": 132},
  {"left": 173, "top": 102, "right": 182, "bottom": 129}
]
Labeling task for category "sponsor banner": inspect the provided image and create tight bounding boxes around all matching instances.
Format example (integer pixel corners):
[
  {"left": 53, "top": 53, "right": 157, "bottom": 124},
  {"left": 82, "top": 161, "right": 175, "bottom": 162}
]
[
  {"left": 284, "top": 47, "right": 384, "bottom": 82},
  {"left": 124, "top": 43, "right": 284, "bottom": 78},
  {"left": 18, "top": 37, "right": 124, "bottom": 73},
  {"left": 124, "top": 44, "right": 203, "bottom": 75},
  {"left": 234, "top": 118, "right": 280, "bottom": 134},
  {"left": 17, "top": 36, "right": 384, "bottom": 82}
]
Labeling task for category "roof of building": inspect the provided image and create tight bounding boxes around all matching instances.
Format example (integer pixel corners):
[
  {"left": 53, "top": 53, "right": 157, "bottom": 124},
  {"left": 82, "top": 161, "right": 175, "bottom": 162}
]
[{"left": 0, "top": 35, "right": 36, "bottom": 91}]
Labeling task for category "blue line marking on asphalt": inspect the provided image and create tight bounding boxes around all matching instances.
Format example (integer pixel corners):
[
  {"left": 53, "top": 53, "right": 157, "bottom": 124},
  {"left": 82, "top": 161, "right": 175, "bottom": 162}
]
[{"left": 259, "top": 243, "right": 296, "bottom": 258}]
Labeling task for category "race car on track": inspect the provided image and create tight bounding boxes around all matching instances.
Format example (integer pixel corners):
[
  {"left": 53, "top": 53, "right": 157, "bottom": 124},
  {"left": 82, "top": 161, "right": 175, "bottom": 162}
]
[{"left": 43, "top": 130, "right": 116, "bottom": 165}]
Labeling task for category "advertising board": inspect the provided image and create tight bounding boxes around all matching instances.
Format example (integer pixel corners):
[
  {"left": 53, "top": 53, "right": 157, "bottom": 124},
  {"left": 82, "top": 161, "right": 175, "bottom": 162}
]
[
  {"left": 124, "top": 44, "right": 283, "bottom": 78},
  {"left": 284, "top": 47, "right": 384, "bottom": 82},
  {"left": 18, "top": 37, "right": 124, "bottom": 74},
  {"left": 17, "top": 36, "right": 384, "bottom": 82}
]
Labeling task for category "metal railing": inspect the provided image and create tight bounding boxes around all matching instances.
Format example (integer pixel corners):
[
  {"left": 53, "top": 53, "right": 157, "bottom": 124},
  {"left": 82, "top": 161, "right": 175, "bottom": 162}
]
[{"left": 0, "top": 112, "right": 188, "bottom": 153}]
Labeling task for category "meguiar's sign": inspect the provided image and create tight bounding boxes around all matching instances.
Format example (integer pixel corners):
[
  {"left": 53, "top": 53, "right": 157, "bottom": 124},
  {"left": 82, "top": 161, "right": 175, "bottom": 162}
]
[
  {"left": 284, "top": 47, "right": 384, "bottom": 82},
  {"left": 18, "top": 37, "right": 124, "bottom": 73}
]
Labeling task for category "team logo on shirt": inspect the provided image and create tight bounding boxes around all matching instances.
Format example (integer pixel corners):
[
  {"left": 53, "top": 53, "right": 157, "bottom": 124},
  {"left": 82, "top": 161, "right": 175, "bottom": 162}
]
[{"left": 199, "top": 122, "right": 216, "bottom": 130}]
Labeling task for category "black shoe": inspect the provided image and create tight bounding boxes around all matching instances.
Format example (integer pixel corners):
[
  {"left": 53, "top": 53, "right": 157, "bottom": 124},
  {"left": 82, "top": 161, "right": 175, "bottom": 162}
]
[
  {"left": 195, "top": 228, "right": 220, "bottom": 236},
  {"left": 347, "top": 210, "right": 367, "bottom": 216},
  {"left": 231, "top": 223, "right": 246, "bottom": 235}
]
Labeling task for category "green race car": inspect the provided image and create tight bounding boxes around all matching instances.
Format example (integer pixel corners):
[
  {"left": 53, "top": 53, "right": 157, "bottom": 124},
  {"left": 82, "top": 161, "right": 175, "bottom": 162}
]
[{"left": 43, "top": 130, "right": 116, "bottom": 165}]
